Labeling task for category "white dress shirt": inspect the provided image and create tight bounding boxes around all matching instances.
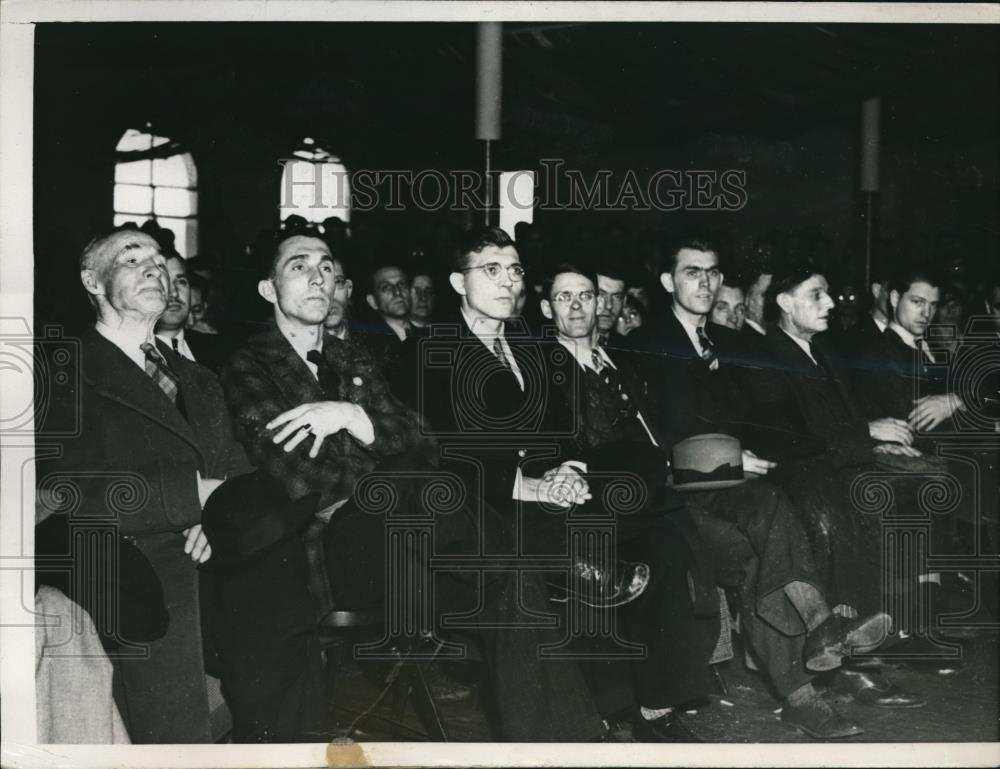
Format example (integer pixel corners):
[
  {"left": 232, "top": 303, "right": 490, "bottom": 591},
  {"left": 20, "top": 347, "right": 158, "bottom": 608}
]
[
  {"left": 460, "top": 306, "right": 525, "bottom": 390},
  {"left": 156, "top": 330, "right": 196, "bottom": 362},
  {"left": 889, "top": 321, "right": 935, "bottom": 363},
  {"left": 95, "top": 320, "right": 151, "bottom": 371}
]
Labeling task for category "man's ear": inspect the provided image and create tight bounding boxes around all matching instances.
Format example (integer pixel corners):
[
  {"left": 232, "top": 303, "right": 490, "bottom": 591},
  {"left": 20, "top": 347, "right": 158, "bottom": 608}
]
[
  {"left": 448, "top": 271, "right": 467, "bottom": 297},
  {"left": 257, "top": 279, "right": 277, "bottom": 305},
  {"left": 80, "top": 269, "right": 104, "bottom": 299},
  {"left": 889, "top": 289, "right": 900, "bottom": 316},
  {"left": 365, "top": 294, "right": 378, "bottom": 312},
  {"left": 776, "top": 292, "right": 793, "bottom": 316},
  {"left": 540, "top": 299, "right": 553, "bottom": 320},
  {"left": 659, "top": 272, "right": 675, "bottom": 294}
]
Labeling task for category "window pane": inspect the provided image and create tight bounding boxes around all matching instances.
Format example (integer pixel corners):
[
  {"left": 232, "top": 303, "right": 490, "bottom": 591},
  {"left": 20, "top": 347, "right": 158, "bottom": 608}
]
[
  {"left": 152, "top": 153, "right": 197, "bottom": 188},
  {"left": 157, "top": 217, "right": 198, "bottom": 259},
  {"left": 113, "top": 184, "right": 153, "bottom": 215},
  {"left": 115, "top": 159, "right": 152, "bottom": 185},
  {"left": 154, "top": 187, "right": 197, "bottom": 218}
]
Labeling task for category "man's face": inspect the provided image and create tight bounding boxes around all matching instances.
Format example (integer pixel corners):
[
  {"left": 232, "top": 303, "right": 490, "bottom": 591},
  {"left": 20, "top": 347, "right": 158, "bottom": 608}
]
[
  {"left": 449, "top": 245, "right": 524, "bottom": 322},
  {"left": 368, "top": 267, "right": 411, "bottom": 320},
  {"left": 779, "top": 274, "right": 835, "bottom": 338},
  {"left": 595, "top": 275, "right": 626, "bottom": 334},
  {"left": 661, "top": 248, "right": 722, "bottom": 318},
  {"left": 540, "top": 271, "right": 598, "bottom": 341},
  {"left": 711, "top": 285, "right": 747, "bottom": 330},
  {"left": 746, "top": 273, "right": 772, "bottom": 324},
  {"left": 891, "top": 280, "right": 939, "bottom": 339},
  {"left": 259, "top": 235, "right": 335, "bottom": 327},
  {"left": 410, "top": 274, "right": 435, "bottom": 322},
  {"left": 158, "top": 256, "right": 191, "bottom": 331},
  {"left": 187, "top": 285, "right": 205, "bottom": 328},
  {"left": 82, "top": 231, "right": 168, "bottom": 321},
  {"left": 323, "top": 260, "right": 353, "bottom": 331}
]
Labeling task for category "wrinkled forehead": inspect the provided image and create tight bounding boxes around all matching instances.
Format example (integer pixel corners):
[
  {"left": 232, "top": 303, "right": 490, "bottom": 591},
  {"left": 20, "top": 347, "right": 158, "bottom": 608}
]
[
  {"left": 552, "top": 271, "right": 596, "bottom": 294},
  {"left": 274, "top": 235, "right": 332, "bottom": 269},
  {"left": 88, "top": 231, "right": 161, "bottom": 269}
]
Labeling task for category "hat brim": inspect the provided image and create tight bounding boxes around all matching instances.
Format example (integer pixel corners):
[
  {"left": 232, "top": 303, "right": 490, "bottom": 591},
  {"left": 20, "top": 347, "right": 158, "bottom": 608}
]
[{"left": 669, "top": 470, "right": 761, "bottom": 492}]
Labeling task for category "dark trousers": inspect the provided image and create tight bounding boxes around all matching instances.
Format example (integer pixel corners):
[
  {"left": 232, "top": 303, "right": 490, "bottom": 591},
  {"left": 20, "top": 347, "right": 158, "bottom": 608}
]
[
  {"left": 201, "top": 533, "right": 326, "bottom": 743},
  {"left": 320, "top": 462, "right": 605, "bottom": 742},
  {"left": 684, "top": 480, "right": 822, "bottom": 698},
  {"left": 114, "top": 532, "right": 212, "bottom": 743}
]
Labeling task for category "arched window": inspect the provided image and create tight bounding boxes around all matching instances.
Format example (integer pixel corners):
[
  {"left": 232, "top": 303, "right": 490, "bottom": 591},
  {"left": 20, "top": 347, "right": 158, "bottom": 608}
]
[
  {"left": 279, "top": 137, "right": 351, "bottom": 225},
  {"left": 113, "top": 126, "right": 198, "bottom": 257}
]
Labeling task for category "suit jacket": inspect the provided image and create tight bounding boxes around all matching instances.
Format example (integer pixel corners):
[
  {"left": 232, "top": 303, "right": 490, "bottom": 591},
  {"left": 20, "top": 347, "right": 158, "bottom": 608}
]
[
  {"left": 624, "top": 311, "right": 755, "bottom": 445},
  {"left": 746, "top": 329, "right": 873, "bottom": 468},
  {"left": 37, "top": 327, "right": 250, "bottom": 534},
  {"left": 828, "top": 314, "right": 884, "bottom": 370},
  {"left": 416, "top": 315, "right": 560, "bottom": 510},
  {"left": 853, "top": 326, "right": 949, "bottom": 424},
  {"left": 184, "top": 328, "right": 234, "bottom": 374},
  {"left": 346, "top": 317, "right": 426, "bottom": 407},
  {"left": 219, "top": 320, "right": 432, "bottom": 510}
]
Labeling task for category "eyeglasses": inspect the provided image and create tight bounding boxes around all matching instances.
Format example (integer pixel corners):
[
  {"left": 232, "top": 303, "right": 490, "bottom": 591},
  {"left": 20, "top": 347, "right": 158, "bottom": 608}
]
[
  {"left": 552, "top": 290, "right": 596, "bottom": 305},
  {"left": 460, "top": 263, "right": 525, "bottom": 282}
]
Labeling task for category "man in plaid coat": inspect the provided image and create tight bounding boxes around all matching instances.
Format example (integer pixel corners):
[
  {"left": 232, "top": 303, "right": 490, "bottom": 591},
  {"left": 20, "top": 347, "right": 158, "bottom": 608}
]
[{"left": 217, "top": 225, "right": 606, "bottom": 742}]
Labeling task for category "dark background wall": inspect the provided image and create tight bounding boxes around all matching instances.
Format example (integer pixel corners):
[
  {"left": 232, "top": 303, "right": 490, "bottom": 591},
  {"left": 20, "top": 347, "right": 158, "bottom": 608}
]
[{"left": 33, "top": 22, "right": 999, "bottom": 331}]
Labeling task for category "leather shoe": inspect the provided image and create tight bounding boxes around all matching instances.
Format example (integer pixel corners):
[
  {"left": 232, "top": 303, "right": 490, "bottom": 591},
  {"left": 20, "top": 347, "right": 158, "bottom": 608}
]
[
  {"left": 632, "top": 711, "right": 702, "bottom": 742},
  {"left": 549, "top": 559, "right": 650, "bottom": 608},
  {"left": 804, "top": 612, "right": 891, "bottom": 672},
  {"left": 830, "top": 669, "right": 926, "bottom": 709},
  {"left": 781, "top": 697, "right": 863, "bottom": 739}
]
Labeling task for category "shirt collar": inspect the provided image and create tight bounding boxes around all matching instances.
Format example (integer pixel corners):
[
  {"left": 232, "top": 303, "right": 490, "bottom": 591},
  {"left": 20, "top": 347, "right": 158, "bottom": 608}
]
[
  {"left": 888, "top": 321, "right": 920, "bottom": 349},
  {"left": 556, "top": 336, "right": 606, "bottom": 372},
  {"left": 779, "top": 326, "right": 818, "bottom": 365},
  {"left": 672, "top": 305, "right": 707, "bottom": 351},
  {"left": 461, "top": 305, "right": 505, "bottom": 345},
  {"left": 95, "top": 319, "right": 151, "bottom": 370}
]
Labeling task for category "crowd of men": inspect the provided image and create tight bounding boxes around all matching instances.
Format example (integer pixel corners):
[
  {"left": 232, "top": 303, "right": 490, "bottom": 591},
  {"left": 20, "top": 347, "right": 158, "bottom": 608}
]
[{"left": 35, "top": 220, "right": 1000, "bottom": 744}]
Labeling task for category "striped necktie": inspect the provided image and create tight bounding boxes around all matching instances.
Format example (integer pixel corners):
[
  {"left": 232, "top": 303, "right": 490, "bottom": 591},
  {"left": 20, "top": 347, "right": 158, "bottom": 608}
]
[
  {"left": 696, "top": 326, "right": 719, "bottom": 370},
  {"left": 493, "top": 336, "right": 511, "bottom": 370}
]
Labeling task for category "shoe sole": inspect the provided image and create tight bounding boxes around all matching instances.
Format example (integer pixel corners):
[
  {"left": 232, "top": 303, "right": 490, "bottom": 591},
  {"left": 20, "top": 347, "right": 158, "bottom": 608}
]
[{"left": 806, "top": 613, "right": 892, "bottom": 673}]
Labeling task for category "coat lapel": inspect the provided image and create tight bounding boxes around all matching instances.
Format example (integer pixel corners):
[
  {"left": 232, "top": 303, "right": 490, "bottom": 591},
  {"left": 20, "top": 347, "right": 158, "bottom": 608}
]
[
  {"left": 247, "top": 323, "right": 325, "bottom": 408},
  {"left": 82, "top": 328, "right": 202, "bottom": 454}
]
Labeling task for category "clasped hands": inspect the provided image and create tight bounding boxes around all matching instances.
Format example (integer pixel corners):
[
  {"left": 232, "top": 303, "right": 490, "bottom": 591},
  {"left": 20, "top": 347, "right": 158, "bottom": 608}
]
[
  {"left": 267, "top": 400, "right": 374, "bottom": 457},
  {"left": 520, "top": 462, "right": 592, "bottom": 508}
]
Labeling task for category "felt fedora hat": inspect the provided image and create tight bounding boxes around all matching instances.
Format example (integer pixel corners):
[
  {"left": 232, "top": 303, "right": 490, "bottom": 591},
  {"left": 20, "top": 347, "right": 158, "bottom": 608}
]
[{"left": 669, "top": 433, "right": 749, "bottom": 491}]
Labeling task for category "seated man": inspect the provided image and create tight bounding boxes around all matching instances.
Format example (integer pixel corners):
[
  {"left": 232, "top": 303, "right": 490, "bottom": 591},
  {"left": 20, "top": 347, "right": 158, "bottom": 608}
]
[
  {"left": 624, "top": 236, "right": 897, "bottom": 738},
  {"left": 155, "top": 251, "right": 232, "bottom": 373},
  {"left": 710, "top": 281, "right": 747, "bottom": 331},
  {"left": 409, "top": 271, "right": 437, "bottom": 328},
  {"left": 745, "top": 257, "right": 927, "bottom": 706},
  {"left": 36, "top": 227, "right": 251, "bottom": 743},
  {"left": 220, "top": 225, "right": 608, "bottom": 742}
]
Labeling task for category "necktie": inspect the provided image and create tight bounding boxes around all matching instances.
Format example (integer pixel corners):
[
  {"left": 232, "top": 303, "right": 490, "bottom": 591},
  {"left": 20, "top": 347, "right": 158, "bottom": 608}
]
[
  {"left": 493, "top": 336, "right": 511, "bottom": 370},
  {"left": 306, "top": 348, "right": 341, "bottom": 398},
  {"left": 591, "top": 348, "right": 637, "bottom": 420},
  {"left": 696, "top": 326, "right": 719, "bottom": 370},
  {"left": 915, "top": 338, "right": 935, "bottom": 363},
  {"left": 140, "top": 342, "right": 184, "bottom": 416},
  {"left": 171, "top": 337, "right": 179, "bottom": 352}
]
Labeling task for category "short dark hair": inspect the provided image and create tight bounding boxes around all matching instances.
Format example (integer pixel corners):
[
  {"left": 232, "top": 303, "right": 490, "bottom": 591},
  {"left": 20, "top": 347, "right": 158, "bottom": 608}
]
[
  {"left": 541, "top": 262, "right": 599, "bottom": 303},
  {"left": 455, "top": 226, "right": 516, "bottom": 271},
  {"left": 262, "top": 222, "right": 331, "bottom": 279},
  {"left": 595, "top": 263, "right": 628, "bottom": 283},
  {"left": 887, "top": 265, "right": 941, "bottom": 315},
  {"left": 658, "top": 236, "right": 718, "bottom": 276},
  {"left": 765, "top": 256, "right": 825, "bottom": 322}
]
